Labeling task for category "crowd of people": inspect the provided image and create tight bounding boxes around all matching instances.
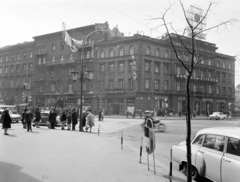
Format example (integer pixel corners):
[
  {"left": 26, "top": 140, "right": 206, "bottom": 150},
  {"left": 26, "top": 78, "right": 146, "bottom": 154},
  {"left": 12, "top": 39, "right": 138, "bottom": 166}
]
[{"left": 1, "top": 106, "right": 95, "bottom": 135}]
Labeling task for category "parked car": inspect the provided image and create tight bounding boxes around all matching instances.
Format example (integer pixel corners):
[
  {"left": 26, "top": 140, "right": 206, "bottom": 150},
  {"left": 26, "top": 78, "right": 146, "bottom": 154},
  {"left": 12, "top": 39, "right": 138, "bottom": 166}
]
[
  {"left": 209, "top": 112, "right": 227, "bottom": 120},
  {"left": 172, "top": 127, "right": 240, "bottom": 181},
  {"left": 0, "top": 109, "right": 21, "bottom": 123},
  {"left": 39, "top": 110, "right": 61, "bottom": 126}
]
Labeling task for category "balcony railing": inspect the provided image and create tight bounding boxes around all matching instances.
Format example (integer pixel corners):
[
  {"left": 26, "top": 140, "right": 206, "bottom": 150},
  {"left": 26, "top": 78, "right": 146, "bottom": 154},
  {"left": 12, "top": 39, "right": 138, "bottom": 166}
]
[
  {"left": 45, "top": 58, "right": 75, "bottom": 65},
  {"left": 176, "top": 74, "right": 218, "bottom": 83},
  {"left": 35, "top": 50, "right": 47, "bottom": 56}
]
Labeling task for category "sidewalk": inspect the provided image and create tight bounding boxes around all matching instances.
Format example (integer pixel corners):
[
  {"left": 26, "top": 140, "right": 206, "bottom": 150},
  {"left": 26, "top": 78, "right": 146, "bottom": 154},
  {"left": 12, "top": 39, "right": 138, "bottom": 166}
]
[{"left": 0, "top": 123, "right": 187, "bottom": 182}]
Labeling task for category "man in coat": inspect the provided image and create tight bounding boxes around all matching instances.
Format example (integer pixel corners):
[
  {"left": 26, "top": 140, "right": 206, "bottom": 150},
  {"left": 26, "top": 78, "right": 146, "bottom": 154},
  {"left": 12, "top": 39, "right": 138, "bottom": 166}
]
[
  {"left": 49, "top": 109, "right": 57, "bottom": 129},
  {"left": 71, "top": 108, "right": 78, "bottom": 131},
  {"left": 2, "top": 108, "right": 12, "bottom": 135}
]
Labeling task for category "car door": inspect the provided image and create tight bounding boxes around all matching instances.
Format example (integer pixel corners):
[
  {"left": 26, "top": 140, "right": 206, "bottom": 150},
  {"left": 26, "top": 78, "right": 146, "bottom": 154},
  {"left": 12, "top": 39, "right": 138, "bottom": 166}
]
[
  {"left": 197, "top": 134, "right": 225, "bottom": 182},
  {"left": 222, "top": 137, "right": 240, "bottom": 182}
]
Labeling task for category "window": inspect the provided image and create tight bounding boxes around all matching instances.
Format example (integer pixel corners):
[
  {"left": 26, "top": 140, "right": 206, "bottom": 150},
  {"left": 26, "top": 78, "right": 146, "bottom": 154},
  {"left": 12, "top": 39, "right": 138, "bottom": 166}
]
[
  {"left": 22, "top": 77, "right": 26, "bottom": 84},
  {"left": 164, "top": 80, "right": 168, "bottom": 91},
  {"left": 109, "top": 49, "right": 114, "bottom": 57},
  {"left": 145, "top": 79, "right": 150, "bottom": 90},
  {"left": 88, "top": 38, "right": 92, "bottom": 44},
  {"left": 69, "top": 84, "right": 73, "bottom": 93},
  {"left": 39, "top": 86, "right": 43, "bottom": 92},
  {"left": 216, "top": 61, "right": 219, "bottom": 67},
  {"left": 164, "top": 65, "right": 168, "bottom": 74},
  {"left": 109, "top": 64, "right": 114, "bottom": 73},
  {"left": 0, "top": 57, "right": 2, "bottom": 62},
  {"left": 223, "top": 87, "right": 226, "bottom": 96},
  {"left": 69, "top": 68, "right": 73, "bottom": 75},
  {"left": 145, "top": 62, "right": 150, "bottom": 71},
  {"left": 100, "top": 81, "right": 104, "bottom": 90},
  {"left": 119, "top": 48, "right": 124, "bottom": 56},
  {"left": 228, "top": 87, "right": 232, "bottom": 96},
  {"left": 52, "top": 56, "right": 55, "bottom": 62},
  {"left": 208, "top": 71, "right": 212, "bottom": 79},
  {"left": 83, "top": 83, "right": 87, "bottom": 91},
  {"left": 51, "top": 84, "right": 55, "bottom": 92},
  {"left": 155, "top": 80, "right": 159, "bottom": 90},
  {"left": 0, "top": 68, "right": 2, "bottom": 74},
  {"left": 216, "top": 86, "right": 219, "bottom": 95},
  {"left": 164, "top": 50, "right": 169, "bottom": 58},
  {"left": 155, "top": 63, "right": 160, "bottom": 73},
  {"left": 208, "top": 85, "right": 212, "bottom": 94},
  {"left": 51, "top": 70, "right": 55, "bottom": 77},
  {"left": 130, "top": 46, "right": 134, "bottom": 55},
  {"left": 109, "top": 80, "right": 114, "bottom": 89},
  {"left": 216, "top": 72, "right": 220, "bottom": 82},
  {"left": 10, "top": 66, "right": 14, "bottom": 73},
  {"left": 100, "top": 64, "right": 105, "bottom": 72},
  {"left": 38, "top": 58, "right": 42, "bottom": 65},
  {"left": 200, "top": 70, "right": 204, "bottom": 78},
  {"left": 30, "top": 52, "right": 33, "bottom": 58},
  {"left": 229, "top": 63, "right": 232, "bottom": 69},
  {"left": 60, "top": 55, "right": 64, "bottom": 61},
  {"left": 129, "top": 78, "right": 134, "bottom": 89},
  {"left": 70, "top": 53, "right": 73, "bottom": 60},
  {"left": 208, "top": 59, "right": 211, "bottom": 66},
  {"left": 11, "top": 55, "right": 14, "bottom": 61},
  {"left": 86, "top": 51, "right": 91, "bottom": 59},
  {"left": 155, "top": 48, "right": 160, "bottom": 57},
  {"left": 17, "top": 65, "right": 20, "bottom": 72},
  {"left": 226, "top": 138, "right": 240, "bottom": 156},
  {"left": 223, "top": 62, "right": 226, "bottom": 68},
  {"left": 192, "top": 135, "right": 205, "bottom": 146},
  {"left": 43, "top": 58, "right": 46, "bottom": 64},
  {"left": 119, "top": 79, "right": 124, "bottom": 88},
  {"left": 203, "top": 135, "right": 225, "bottom": 152},
  {"left": 119, "top": 63, "right": 124, "bottom": 72},
  {"left": 100, "top": 50, "right": 105, "bottom": 58},
  {"left": 193, "top": 84, "right": 197, "bottom": 92},
  {"left": 177, "top": 67, "right": 181, "bottom": 75},
  {"left": 5, "top": 67, "right": 8, "bottom": 74},
  {"left": 146, "top": 47, "right": 150, "bottom": 55},
  {"left": 17, "top": 54, "right": 20, "bottom": 60},
  {"left": 52, "top": 44, "right": 56, "bottom": 51},
  {"left": 61, "top": 42, "right": 64, "bottom": 50},
  {"left": 6, "top": 56, "right": 9, "bottom": 62},
  {"left": 23, "top": 53, "right": 26, "bottom": 59}
]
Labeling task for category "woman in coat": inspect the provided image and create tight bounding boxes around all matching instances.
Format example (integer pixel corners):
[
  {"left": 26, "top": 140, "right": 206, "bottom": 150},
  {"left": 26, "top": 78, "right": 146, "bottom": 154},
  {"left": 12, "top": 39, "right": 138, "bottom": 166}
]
[
  {"left": 25, "top": 108, "right": 33, "bottom": 132},
  {"left": 85, "top": 110, "right": 95, "bottom": 132},
  {"left": 2, "top": 108, "right": 12, "bottom": 135},
  {"left": 34, "top": 108, "right": 41, "bottom": 128},
  {"left": 67, "top": 111, "right": 72, "bottom": 130},
  {"left": 71, "top": 108, "right": 77, "bottom": 131},
  {"left": 60, "top": 110, "right": 67, "bottom": 130}
]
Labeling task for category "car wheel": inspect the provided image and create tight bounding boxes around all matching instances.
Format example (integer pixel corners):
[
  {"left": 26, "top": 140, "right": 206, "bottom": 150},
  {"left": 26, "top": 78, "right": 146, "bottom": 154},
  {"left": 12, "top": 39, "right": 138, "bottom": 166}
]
[
  {"left": 183, "top": 163, "right": 199, "bottom": 181},
  {"left": 210, "top": 118, "right": 212, "bottom": 120}
]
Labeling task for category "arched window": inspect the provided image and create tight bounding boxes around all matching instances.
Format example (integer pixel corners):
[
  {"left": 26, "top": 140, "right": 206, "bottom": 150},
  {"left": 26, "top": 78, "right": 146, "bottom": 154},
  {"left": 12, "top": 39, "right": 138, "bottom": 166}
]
[
  {"left": 164, "top": 50, "right": 169, "bottom": 58},
  {"left": 109, "top": 49, "right": 114, "bottom": 57},
  {"left": 86, "top": 51, "right": 91, "bottom": 59},
  {"left": 52, "top": 44, "right": 56, "bottom": 51},
  {"left": 43, "top": 57, "right": 46, "bottom": 64},
  {"left": 60, "top": 55, "right": 64, "bottom": 61},
  {"left": 146, "top": 47, "right": 150, "bottom": 55},
  {"left": 216, "top": 61, "right": 219, "bottom": 67},
  {"left": 119, "top": 47, "right": 124, "bottom": 56},
  {"left": 155, "top": 48, "right": 160, "bottom": 57},
  {"left": 229, "top": 63, "right": 232, "bottom": 69},
  {"left": 100, "top": 50, "right": 105, "bottom": 58},
  {"left": 52, "top": 56, "right": 55, "bottom": 62},
  {"left": 70, "top": 53, "right": 73, "bottom": 60},
  {"left": 129, "top": 46, "right": 134, "bottom": 55},
  {"left": 223, "top": 62, "right": 226, "bottom": 68},
  {"left": 6, "top": 56, "right": 9, "bottom": 62}
]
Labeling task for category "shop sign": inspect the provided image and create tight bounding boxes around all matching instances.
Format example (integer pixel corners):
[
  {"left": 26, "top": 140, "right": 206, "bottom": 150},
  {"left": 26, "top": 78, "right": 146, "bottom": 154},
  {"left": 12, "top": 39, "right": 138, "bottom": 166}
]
[{"left": 127, "top": 98, "right": 135, "bottom": 103}]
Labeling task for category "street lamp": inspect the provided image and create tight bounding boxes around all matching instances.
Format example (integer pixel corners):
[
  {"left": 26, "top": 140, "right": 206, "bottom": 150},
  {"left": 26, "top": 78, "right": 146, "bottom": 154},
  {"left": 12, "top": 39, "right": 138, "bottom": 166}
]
[{"left": 71, "top": 28, "right": 109, "bottom": 132}]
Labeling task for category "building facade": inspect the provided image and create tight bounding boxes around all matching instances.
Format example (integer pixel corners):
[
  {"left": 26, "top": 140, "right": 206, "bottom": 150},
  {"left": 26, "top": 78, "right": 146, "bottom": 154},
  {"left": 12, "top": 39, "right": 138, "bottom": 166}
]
[
  {"left": 0, "top": 24, "right": 235, "bottom": 116},
  {"left": 0, "top": 42, "right": 34, "bottom": 105}
]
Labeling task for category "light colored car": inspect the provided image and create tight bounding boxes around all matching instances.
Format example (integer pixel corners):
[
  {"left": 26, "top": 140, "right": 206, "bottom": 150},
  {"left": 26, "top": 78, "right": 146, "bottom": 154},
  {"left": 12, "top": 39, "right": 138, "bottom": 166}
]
[
  {"left": 209, "top": 112, "right": 227, "bottom": 120},
  {"left": 172, "top": 127, "right": 240, "bottom": 181},
  {"left": 0, "top": 109, "right": 21, "bottom": 123}
]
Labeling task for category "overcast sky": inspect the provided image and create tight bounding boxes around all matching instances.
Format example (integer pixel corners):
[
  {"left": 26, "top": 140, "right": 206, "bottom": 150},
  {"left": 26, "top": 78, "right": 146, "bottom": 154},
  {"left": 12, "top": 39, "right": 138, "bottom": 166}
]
[{"left": 1, "top": 0, "right": 239, "bottom": 85}]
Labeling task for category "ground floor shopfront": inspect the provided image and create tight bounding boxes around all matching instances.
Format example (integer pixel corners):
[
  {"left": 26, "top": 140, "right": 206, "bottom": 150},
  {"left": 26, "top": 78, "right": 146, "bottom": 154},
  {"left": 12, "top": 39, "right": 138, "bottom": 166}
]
[{"left": 34, "top": 93, "right": 235, "bottom": 116}]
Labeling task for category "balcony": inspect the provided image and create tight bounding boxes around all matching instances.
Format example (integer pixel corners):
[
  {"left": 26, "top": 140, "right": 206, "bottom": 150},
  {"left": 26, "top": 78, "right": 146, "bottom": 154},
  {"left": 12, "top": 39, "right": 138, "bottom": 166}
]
[
  {"left": 175, "top": 74, "right": 218, "bottom": 83},
  {"left": 35, "top": 50, "right": 47, "bottom": 56},
  {"left": 45, "top": 58, "right": 75, "bottom": 66}
]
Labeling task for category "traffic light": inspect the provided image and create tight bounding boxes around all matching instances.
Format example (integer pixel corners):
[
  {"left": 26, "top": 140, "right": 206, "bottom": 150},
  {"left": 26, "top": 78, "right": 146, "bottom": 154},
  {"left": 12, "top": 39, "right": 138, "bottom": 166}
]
[
  {"left": 131, "top": 55, "right": 137, "bottom": 81},
  {"left": 28, "top": 96, "right": 32, "bottom": 102}
]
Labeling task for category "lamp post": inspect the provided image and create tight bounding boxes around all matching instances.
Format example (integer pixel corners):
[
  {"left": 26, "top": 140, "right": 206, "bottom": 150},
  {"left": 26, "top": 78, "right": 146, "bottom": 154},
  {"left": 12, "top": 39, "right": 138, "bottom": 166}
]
[{"left": 71, "top": 29, "right": 109, "bottom": 132}]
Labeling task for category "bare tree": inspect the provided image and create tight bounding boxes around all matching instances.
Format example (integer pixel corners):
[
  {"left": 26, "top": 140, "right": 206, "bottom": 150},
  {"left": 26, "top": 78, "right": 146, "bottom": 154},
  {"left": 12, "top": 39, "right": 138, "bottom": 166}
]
[{"left": 150, "top": 1, "right": 237, "bottom": 181}]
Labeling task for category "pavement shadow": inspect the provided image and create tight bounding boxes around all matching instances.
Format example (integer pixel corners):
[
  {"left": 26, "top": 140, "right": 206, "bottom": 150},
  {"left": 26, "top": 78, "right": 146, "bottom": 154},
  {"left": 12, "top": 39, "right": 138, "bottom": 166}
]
[
  {"left": 28, "top": 131, "right": 40, "bottom": 134},
  {"left": 163, "top": 175, "right": 187, "bottom": 182},
  {"left": 6, "top": 134, "right": 17, "bottom": 137},
  {"left": 0, "top": 161, "right": 41, "bottom": 182}
]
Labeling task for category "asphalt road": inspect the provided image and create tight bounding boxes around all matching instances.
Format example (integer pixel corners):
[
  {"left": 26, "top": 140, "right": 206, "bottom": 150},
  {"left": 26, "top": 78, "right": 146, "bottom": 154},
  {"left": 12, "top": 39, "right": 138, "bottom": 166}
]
[{"left": 105, "top": 117, "right": 240, "bottom": 182}]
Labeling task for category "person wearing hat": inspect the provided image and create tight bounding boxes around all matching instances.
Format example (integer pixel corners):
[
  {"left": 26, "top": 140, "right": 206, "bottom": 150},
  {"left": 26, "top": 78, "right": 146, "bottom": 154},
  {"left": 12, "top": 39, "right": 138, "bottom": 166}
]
[
  {"left": 2, "top": 108, "right": 12, "bottom": 135},
  {"left": 85, "top": 110, "right": 95, "bottom": 132},
  {"left": 71, "top": 108, "right": 78, "bottom": 131}
]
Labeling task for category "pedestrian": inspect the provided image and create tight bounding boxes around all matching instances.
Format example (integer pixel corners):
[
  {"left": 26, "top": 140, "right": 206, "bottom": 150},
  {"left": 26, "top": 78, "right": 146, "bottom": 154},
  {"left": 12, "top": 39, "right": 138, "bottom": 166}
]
[
  {"left": 21, "top": 108, "right": 27, "bottom": 129},
  {"left": 82, "top": 110, "right": 87, "bottom": 130},
  {"left": 49, "top": 109, "right": 57, "bottom": 129},
  {"left": 101, "top": 110, "right": 104, "bottom": 121},
  {"left": 60, "top": 110, "right": 67, "bottom": 130},
  {"left": 2, "top": 108, "right": 12, "bottom": 135},
  {"left": 164, "top": 110, "right": 167, "bottom": 119},
  {"left": 85, "top": 110, "right": 95, "bottom": 132},
  {"left": 25, "top": 108, "right": 33, "bottom": 132},
  {"left": 98, "top": 109, "right": 101, "bottom": 121},
  {"left": 33, "top": 108, "right": 41, "bottom": 128},
  {"left": 71, "top": 108, "right": 78, "bottom": 131},
  {"left": 229, "top": 111, "right": 232, "bottom": 119},
  {"left": 67, "top": 111, "right": 72, "bottom": 130}
]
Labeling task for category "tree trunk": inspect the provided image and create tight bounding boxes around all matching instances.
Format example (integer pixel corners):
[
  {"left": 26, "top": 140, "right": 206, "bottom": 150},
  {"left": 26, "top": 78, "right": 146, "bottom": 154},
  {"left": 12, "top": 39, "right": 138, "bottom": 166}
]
[{"left": 186, "top": 76, "right": 192, "bottom": 182}]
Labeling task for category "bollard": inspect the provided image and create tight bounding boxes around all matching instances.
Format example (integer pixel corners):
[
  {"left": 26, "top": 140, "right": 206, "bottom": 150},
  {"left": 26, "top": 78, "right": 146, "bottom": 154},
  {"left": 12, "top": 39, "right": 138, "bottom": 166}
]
[
  {"left": 98, "top": 124, "right": 100, "bottom": 136},
  {"left": 169, "top": 148, "right": 172, "bottom": 176},
  {"left": 139, "top": 137, "right": 143, "bottom": 163},
  {"left": 121, "top": 131, "right": 123, "bottom": 149}
]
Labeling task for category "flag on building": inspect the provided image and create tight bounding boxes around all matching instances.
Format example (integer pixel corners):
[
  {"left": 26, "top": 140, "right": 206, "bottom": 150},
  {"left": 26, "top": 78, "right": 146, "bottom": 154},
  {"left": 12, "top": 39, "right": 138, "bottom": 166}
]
[{"left": 62, "top": 22, "right": 83, "bottom": 52}]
